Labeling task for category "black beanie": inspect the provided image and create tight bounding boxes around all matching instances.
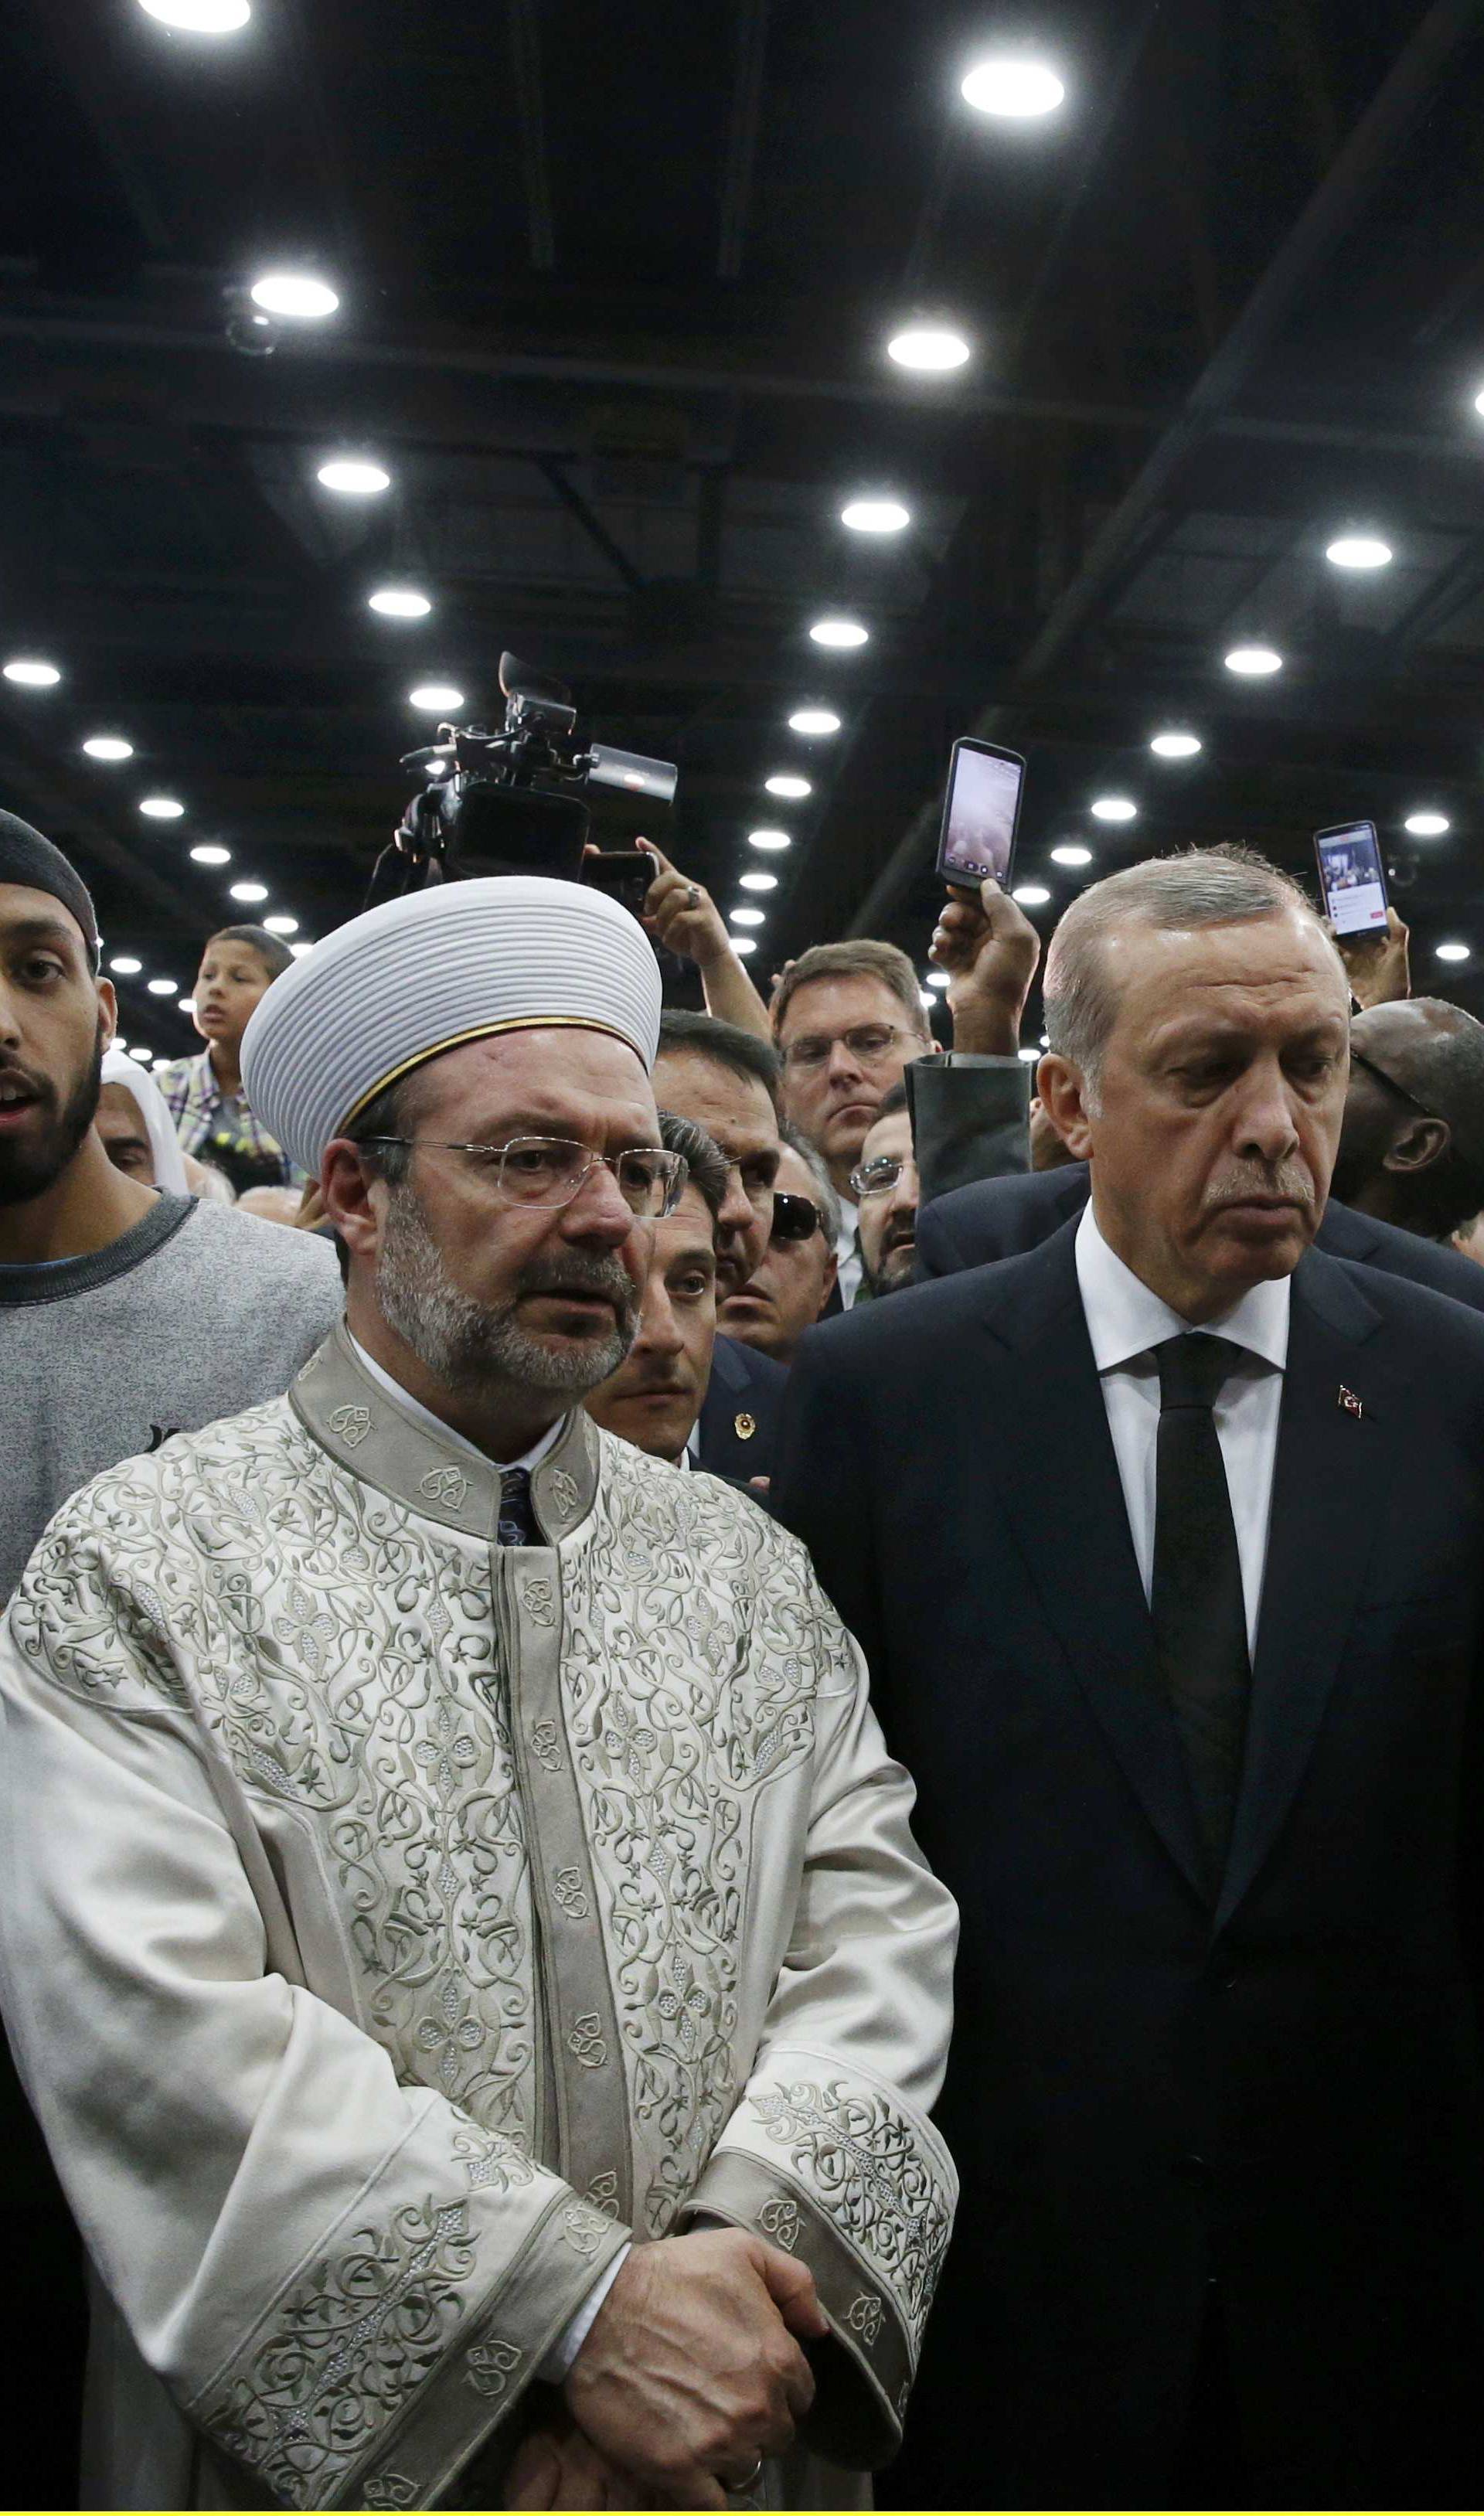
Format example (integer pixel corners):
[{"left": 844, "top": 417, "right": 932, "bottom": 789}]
[{"left": 0, "top": 810, "right": 99, "bottom": 968}]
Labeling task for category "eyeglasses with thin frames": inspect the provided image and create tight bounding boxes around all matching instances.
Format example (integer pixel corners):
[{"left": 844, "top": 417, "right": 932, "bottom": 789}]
[
  {"left": 358, "top": 1134, "right": 689, "bottom": 1218},
  {"left": 1348, "top": 1048, "right": 1443, "bottom": 1129},
  {"left": 781, "top": 1022, "right": 921, "bottom": 1074},
  {"left": 849, "top": 1152, "right": 918, "bottom": 1201}
]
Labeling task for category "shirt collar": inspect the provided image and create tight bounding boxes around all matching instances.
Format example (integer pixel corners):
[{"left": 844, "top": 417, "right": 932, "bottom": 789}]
[
  {"left": 835, "top": 1191, "right": 858, "bottom": 1261},
  {"left": 1074, "top": 1200, "right": 1290, "bottom": 1376},
  {"left": 349, "top": 1332, "right": 568, "bottom": 1473}
]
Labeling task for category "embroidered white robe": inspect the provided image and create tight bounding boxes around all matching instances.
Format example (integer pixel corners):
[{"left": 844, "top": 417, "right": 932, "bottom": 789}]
[{"left": 0, "top": 1327, "right": 957, "bottom": 2510}]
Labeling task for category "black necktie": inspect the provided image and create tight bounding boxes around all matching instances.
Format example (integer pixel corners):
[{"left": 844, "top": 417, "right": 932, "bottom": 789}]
[
  {"left": 497, "top": 1467, "right": 536, "bottom": 1547},
  {"left": 1151, "top": 1333, "right": 1251, "bottom": 1884}
]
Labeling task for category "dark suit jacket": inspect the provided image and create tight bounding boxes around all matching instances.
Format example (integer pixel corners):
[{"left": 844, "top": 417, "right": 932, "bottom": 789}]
[
  {"left": 774, "top": 1227, "right": 1484, "bottom": 2505},
  {"left": 694, "top": 1331, "right": 785, "bottom": 1480},
  {"left": 917, "top": 1157, "right": 1484, "bottom": 1309}
]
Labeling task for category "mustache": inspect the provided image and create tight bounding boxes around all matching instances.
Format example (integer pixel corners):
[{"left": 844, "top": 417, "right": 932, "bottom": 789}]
[
  {"left": 880, "top": 1217, "right": 917, "bottom": 1255},
  {"left": 1203, "top": 1160, "right": 1316, "bottom": 1214},
  {"left": 513, "top": 1252, "right": 636, "bottom": 1308},
  {"left": 0, "top": 1061, "right": 47, "bottom": 1102}
]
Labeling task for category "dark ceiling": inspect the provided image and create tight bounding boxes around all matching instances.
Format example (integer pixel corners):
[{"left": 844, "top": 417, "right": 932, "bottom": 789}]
[{"left": 5, "top": 0, "right": 1484, "bottom": 1054}]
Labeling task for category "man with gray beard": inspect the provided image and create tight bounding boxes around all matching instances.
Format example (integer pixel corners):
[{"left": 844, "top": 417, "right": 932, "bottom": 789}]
[{"left": 0, "top": 876, "right": 957, "bottom": 2514}]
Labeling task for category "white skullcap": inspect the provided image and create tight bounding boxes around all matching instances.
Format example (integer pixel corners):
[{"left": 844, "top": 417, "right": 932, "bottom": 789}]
[
  {"left": 99, "top": 1047, "right": 190, "bottom": 1196},
  {"left": 240, "top": 875, "right": 662, "bottom": 1176}
]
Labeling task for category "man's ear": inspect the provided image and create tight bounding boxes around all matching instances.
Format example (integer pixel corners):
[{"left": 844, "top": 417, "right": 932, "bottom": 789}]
[
  {"left": 1036, "top": 1053, "right": 1094, "bottom": 1161},
  {"left": 322, "top": 1140, "right": 385, "bottom": 1260},
  {"left": 1383, "top": 1113, "right": 1451, "bottom": 1175},
  {"left": 97, "top": 979, "right": 118, "bottom": 1051},
  {"left": 818, "top": 1248, "right": 839, "bottom": 1315}
]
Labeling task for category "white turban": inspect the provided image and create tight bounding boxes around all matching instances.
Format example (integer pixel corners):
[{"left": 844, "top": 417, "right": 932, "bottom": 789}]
[
  {"left": 240, "top": 875, "right": 662, "bottom": 1176},
  {"left": 99, "top": 1047, "right": 190, "bottom": 1196}
]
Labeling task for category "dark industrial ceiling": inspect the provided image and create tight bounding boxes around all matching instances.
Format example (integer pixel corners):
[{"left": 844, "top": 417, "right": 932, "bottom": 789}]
[{"left": 5, "top": 0, "right": 1484, "bottom": 1054}]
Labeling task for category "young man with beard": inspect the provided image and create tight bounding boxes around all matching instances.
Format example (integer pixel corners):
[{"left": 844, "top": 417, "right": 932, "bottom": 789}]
[
  {"left": 0, "top": 874, "right": 957, "bottom": 2512},
  {"left": 852, "top": 1088, "right": 921, "bottom": 1298}
]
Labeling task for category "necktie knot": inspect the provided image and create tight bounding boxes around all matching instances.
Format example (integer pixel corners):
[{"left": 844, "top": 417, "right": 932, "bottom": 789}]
[
  {"left": 1156, "top": 1331, "right": 1243, "bottom": 1415},
  {"left": 498, "top": 1466, "right": 536, "bottom": 1547}
]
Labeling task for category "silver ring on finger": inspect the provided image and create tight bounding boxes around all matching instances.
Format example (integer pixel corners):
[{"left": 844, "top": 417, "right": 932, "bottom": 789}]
[
  {"left": 687, "top": 884, "right": 701, "bottom": 909},
  {"left": 733, "top": 2456, "right": 764, "bottom": 2489}
]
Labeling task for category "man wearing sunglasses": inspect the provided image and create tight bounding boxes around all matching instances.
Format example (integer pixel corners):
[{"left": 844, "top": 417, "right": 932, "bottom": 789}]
[
  {"left": 1331, "top": 999, "right": 1484, "bottom": 1244},
  {"left": 719, "top": 1132, "right": 840, "bottom": 1366}
]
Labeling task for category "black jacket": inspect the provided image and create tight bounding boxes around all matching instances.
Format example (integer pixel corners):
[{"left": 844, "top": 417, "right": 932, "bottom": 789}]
[
  {"left": 694, "top": 1331, "right": 785, "bottom": 1481},
  {"left": 774, "top": 1227, "right": 1484, "bottom": 2505},
  {"left": 917, "top": 1156, "right": 1484, "bottom": 1310}
]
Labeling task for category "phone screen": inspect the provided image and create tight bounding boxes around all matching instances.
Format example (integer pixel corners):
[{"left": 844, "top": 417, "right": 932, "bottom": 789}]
[
  {"left": 1315, "top": 822, "right": 1388, "bottom": 938},
  {"left": 936, "top": 741, "right": 1025, "bottom": 886}
]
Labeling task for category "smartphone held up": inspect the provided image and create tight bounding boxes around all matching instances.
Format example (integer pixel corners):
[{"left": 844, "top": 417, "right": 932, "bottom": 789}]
[
  {"left": 935, "top": 739, "right": 1026, "bottom": 891},
  {"left": 1314, "top": 821, "right": 1389, "bottom": 938}
]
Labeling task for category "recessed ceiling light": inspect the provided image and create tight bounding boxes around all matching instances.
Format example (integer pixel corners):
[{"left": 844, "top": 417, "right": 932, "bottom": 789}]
[
  {"left": 747, "top": 829, "right": 792, "bottom": 851},
  {"left": 1224, "top": 644, "right": 1283, "bottom": 675},
  {"left": 840, "top": 499, "right": 910, "bottom": 534},
  {"left": 1437, "top": 941, "right": 1471, "bottom": 962},
  {"left": 82, "top": 735, "right": 134, "bottom": 761},
  {"left": 808, "top": 615, "right": 869, "bottom": 648},
  {"left": 1012, "top": 883, "right": 1051, "bottom": 906},
  {"left": 961, "top": 56, "right": 1065, "bottom": 117},
  {"left": 230, "top": 880, "right": 268, "bottom": 903},
  {"left": 107, "top": 955, "right": 142, "bottom": 976},
  {"left": 409, "top": 683, "right": 465, "bottom": 711},
  {"left": 1018, "top": 1045, "right": 1040, "bottom": 1063},
  {"left": 732, "top": 937, "right": 758, "bottom": 957},
  {"left": 289, "top": 941, "right": 314, "bottom": 958},
  {"left": 1150, "top": 730, "right": 1202, "bottom": 758},
  {"left": 190, "top": 843, "right": 231, "bottom": 866},
  {"left": 1326, "top": 533, "right": 1392, "bottom": 570},
  {"left": 369, "top": 587, "right": 432, "bottom": 618},
  {"left": 919, "top": 989, "right": 937, "bottom": 1011},
  {"left": 318, "top": 458, "right": 390, "bottom": 495},
  {"left": 1475, "top": 386, "right": 1484, "bottom": 419},
  {"left": 139, "top": 795, "right": 186, "bottom": 819},
  {"left": 139, "top": 0, "right": 250, "bottom": 26},
  {"left": 128, "top": 1045, "right": 155, "bottom": 1063},
  {"left": 1091, "top": 796, "right": 1137, "bottom": 822},
  {"left": 887, "top": 324, "right": 972, "bottom": 373},
  {"left": 2, "top": 658, "right": 61, "bottom": 687},
  {"left": 179, "top": 998, "right": 196, "bottom": 1015},
  {"left": 765, "top": 773, "right": 812, "bottom": 799},
  {"left": 250, "top": 271, "right": 339, "bottom": 320},
  {"left": 263, "top": 914, "right": 299, "bottom": 934},
  {"left": 788, "top": 707, "right": 841, "bottom": 735},
  {"left": 926, "top": 969, "right": 951, "bottom": 988},
  {"left": 740, "top": 870, "right": 778, "bottom": 893},
  {"left": 730, "top": 907, "right": 767, "bottom": 927},
  {"left": 1404, "top": 811, "right": 1450, "bottom": 836},
  {"left": 1050, "top": 844, "right": 1092, "bottom": 866},
  {"left": 147, "top": 977, "right": 179, "bottom": 996}
]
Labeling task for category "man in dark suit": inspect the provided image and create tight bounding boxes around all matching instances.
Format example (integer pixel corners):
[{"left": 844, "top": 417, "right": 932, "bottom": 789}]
[{"left": 776, "top": 845, "right": 1484, "bottom": 2507}]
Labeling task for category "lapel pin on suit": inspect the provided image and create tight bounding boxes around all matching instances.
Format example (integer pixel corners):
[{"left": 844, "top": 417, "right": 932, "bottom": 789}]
[
  {"left": 1338, "top": 1385, "right": 1363, "bottom": 1418},
  {"left": 734, "top": 1411, "right": 757, "bottom": 1442}
]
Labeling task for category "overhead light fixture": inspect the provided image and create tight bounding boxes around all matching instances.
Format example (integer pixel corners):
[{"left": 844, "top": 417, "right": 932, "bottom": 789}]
[
  {"left": 318, "top": 458, "right": 390, "bottom": 495},
  {"left": 82, "top": 735, "right": 134, "bottom": 761},
  {"left": 190, "top": 843, "right": 231, "bottom": 866},
  {"left": 369, "top": 587, "right": 432, "bottom": 618},
  {"left": 147, "top": 978, "right": 179, "bottom": 996},
  {"left": 1224, "top": 644, "right": 1283, "bottom": 676},
  {"left": 250, "top": 271, "right": 339, "bottom": 320},
  {"left": 128, "top": 1045, "right": 155, "bottom": 1064},
  {"left": 1017, "top": 1045, "right": 1040, "bottom": 1063},
  {"left": 108, "top": 955, "right": 142, "bottom": 976},
  {"left": 230, "top": 880, "right": 269, "bottom": 903},
  {"left": 740, "top": 870, "right": 778, "bottom": 893},
  {"left": 961, "top": 56, "right": 1065, "bottom": 117},
  {"left": 1050, "top": 844, "right": 1092, "bottom": 866},
  {"left": 1404, "top": 811, "right": 1450, "bottom": 836},
  {"left": 747, "top": 828, "right": 792, "bottom": 852},
  {"left": 765, "top": 773, "right": 812, "bottom": 799},
  {"left": 2, "top": 658, "right": 61, "bottom": 687},
  {"left": 1091, "top": 796, "right": 1137, "bottom": 822},
  {"left": 1013, "top": 883, "right": 1052, "bottom": 906},
  {"left": 919, "top": 989, "right": 937, "bottom": 1012},
  {"left": 139, "top": 0, "right": 250, "bottom": 26},
  {"left": 1475, "top": 386, "right": 1484, "bottom": 419},
  {"left": 1150, "top": 730, "right": 1202, "bottom": 758},
  {"left": 289, "top": 941, "right": 314, "bottom": 958},
  {"left": 409, "top": 683, "right": 465, "bottom": 711},
  {"left": 179, "top": 999, "right": 196, "bottom": 1015},
  {"left": 139, "top": 795, "right": 185, "bottom": 819},
  {"left": 732, "top": 937, "right": 758, "bottom": 957},
  {"left": 808, "top": 615, "right": 869, "bottom": 648},
  {"left": 840, "top": 499, "right": 910, "bottom": 534},
  {"left": 887, "top": 323, "right": 971, "bottom": 373},
  {"left": 926, "top": 969, "right": 951, "bottom": 989},
  {"left": 1436, "top": 941, "right": 1471, "bottom": 962},
  {"left": 730, "top": 907, "right": 767, "bottom": 928},
  {"left": 1326, "top": 533, "right": 1392, "bottom": 570},
  {"left": 788, "top": 707, "right": 841, "bottom": 735},
  {"left": 262, "top": 914, "right": 299, "bottom": 934}
]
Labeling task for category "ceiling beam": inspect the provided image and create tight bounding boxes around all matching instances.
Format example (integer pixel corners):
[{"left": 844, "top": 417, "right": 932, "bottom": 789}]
[
  {"left": 506, "top": 0, "right": 556, "bottom": 272},
  {"left": 717, "top": 0, "right": 770, "bottom": 281}
]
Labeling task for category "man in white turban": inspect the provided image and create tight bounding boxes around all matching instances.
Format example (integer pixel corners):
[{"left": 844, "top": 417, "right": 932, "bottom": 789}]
[{"left": 0, "top": 875, "right": 956, "bottom": 2511}]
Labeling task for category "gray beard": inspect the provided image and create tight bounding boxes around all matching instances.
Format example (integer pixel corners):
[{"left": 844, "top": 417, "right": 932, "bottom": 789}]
[{"left": 375, "top": 1183, "right": 638, "bottom": 1400}]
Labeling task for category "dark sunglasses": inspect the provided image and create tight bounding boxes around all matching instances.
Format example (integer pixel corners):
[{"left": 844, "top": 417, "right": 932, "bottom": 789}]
[
  {"left": 771, "top": 1190, "right": 822, "bottom": 1244},
  {"left": 1350, "top": 1046, "right": 1443, "bottom": 1127}
]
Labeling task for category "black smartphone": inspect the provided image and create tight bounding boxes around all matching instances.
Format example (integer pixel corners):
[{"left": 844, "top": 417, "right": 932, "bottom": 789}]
[
  {"left": 935, "top": 737, "right": 1026, "bottom": 889},
  {"left": 1314, "top": 820, "right": 1389, "bottom": 938},
  {"left": 582, "top": 850, "right": 652, "bottom": 918}
]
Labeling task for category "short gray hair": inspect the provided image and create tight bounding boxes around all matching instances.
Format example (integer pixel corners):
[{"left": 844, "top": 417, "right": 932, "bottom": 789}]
[
  {"left": 1043, "top": 845, "right": 1338, "bottom": 1087},
  {"left": 780, "top": 1122, "right": 842, "bottom": 1246}
]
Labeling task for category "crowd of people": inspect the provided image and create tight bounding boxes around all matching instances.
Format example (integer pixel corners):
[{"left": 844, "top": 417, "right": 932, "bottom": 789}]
[{"left": 5, "top": 794, "right": 1484, "bottom": 2509}]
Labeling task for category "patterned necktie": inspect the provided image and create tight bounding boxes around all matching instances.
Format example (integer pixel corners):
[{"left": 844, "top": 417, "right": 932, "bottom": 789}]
[
  {"left": 1151, "top": 1333, "right": 1251, "bottom": 1886},
  {"left": 497, "top": 1467, "right": 536, "bottom": 1547}
]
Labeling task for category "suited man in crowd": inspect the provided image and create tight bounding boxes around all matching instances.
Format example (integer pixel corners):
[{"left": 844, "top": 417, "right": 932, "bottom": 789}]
[{"left": 776, "top": 846, "right": 1484, "bottom": 2506}]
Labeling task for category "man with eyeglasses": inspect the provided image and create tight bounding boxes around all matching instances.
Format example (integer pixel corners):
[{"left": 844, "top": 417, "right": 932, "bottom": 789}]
[
  {"left": 851, "top": 1088, "right": 921, "bottom": 1299},
  {"left": 0, "top": 877, "right": 958, "bottom": 2512},
  {"left": 1331, "top": 999, "right": 1484, "bottom": 1245}
]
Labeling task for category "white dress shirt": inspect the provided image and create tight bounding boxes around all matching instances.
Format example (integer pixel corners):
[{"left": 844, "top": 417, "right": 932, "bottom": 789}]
[
  {"left": 835, "top": 1191, "right": 863, "bottom": 1307},
  {"left": 1074, "top": 1205, "right": 1290, "bottom": 1658},
  {"left": 349, "top": 1336, "right": 567, "bottom": 1476}
]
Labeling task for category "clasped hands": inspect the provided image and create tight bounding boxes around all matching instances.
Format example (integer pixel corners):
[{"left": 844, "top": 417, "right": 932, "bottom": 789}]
[{"left": 504, "top": 2227, "right": 829, "bottom": 2510}]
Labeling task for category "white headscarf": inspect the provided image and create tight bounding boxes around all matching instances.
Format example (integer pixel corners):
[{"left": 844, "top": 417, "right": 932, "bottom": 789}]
[{"left": 99, "top": 1047, "right": 190, "bottom": 1196}]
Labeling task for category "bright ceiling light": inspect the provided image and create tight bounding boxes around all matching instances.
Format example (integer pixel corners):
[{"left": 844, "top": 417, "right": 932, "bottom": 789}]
[
  {"left": 919, "top": 990, "right": 936, "bottom": 1011},
  {"left": 128, "top": 1045, "right": 155, "bottom": 1064},
  {"left": 730, "top": 907, "right": 767, "bottom": 928},
  {"left": 2, "top": 658, "right": 61, "bottom": 687},
  {"left": 1013, "top": 883, "right": 1051, "bottom": 906},
  {"left": 1150, "top": 730, "right": 1202, "bottom": 758},
  {"left": 961, "top": 56, "right": 1065, "bottom": 117},
  {"left": 108, "top": 955, "right": 142, "bottom": 976},
  {"left": 841, "top": 499, "right": 911, "bottom": 533},
  {"left": 1224, "top": 644, "right": 1283, "bottom": 675},
  {"left": 1091, "top": 796, "right": 1137, "bottom": 822},
  {"left": 139, "top": 0, "right": 250, "bottom": 26},
  {"left": 263, "top": 914, "right": 299, "bottom": 934},
  {"left": 289, "top": 941, "right": 314, "bottom": 958},
  {"left": 748, "top": 828, "right": 792, "bottom": 852},
  {"left": 808, "top": 615, "right": 869, "bottom": 648},
  {"left": 83, "top": 734, "right": 134, "bottom": 761},
  {"left": 740, "top": 870, "right": 778, "bottom": 893},
  {"left": 230, "top": 880, "right": 268, "bottom": 903},
  {"left": 147, "top": 977, "right": 179, "bottom": 996},
  {"left": 409, "top": 683, "right": 465, "bottom": 712},
  {"left": 139, "top": 795, "right": 185, "bottom": 819},
  {"left": 1018, "top": 1045, "right": 1040, "bottom": 1063},
  {"left": 1436, "top": 941, "right": 1471, "bottom": 962},
  {"left": 732, "top": 937, "right": 758, "bottom": 957},
  {"left": 369, "top": 587, "right": 432, "bottom": 618},
  {"left": 788, "top": 707, "right": 841, "bottom": 735},
  {"left": 765, "top": 773, "right": 812, "bottom": 799},
  {"left": 887, "top": 324, "right": 971, "bottom": 373},
  {"left": 179, "top": 999, "right": 196, "bottom": 1015},
  {"left": 926, "top": 969, "right": 951, "bottom": 988},
  {"left": 1405, "top": 811, "right": 1450, "bottom": 836},
  {"left": 317, "top": 458, "right": 390, "bottom": 495},
  {"left": 190, "top": 843, "right": 231, "bottom": 866},
  {"left": 250, "top": 271, "right": 339, "bottom": 320},
  {"left": 1326, "top": 533, "right": 1392, "bottom": 570},
  {"left": 1050, "top": 844, "right": 1092, "bottom": 866}
]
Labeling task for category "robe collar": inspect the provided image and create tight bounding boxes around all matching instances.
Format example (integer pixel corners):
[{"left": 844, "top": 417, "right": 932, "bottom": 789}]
[{"left": 289, "top": 1322, "right": 601, "bottom": 1544}]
